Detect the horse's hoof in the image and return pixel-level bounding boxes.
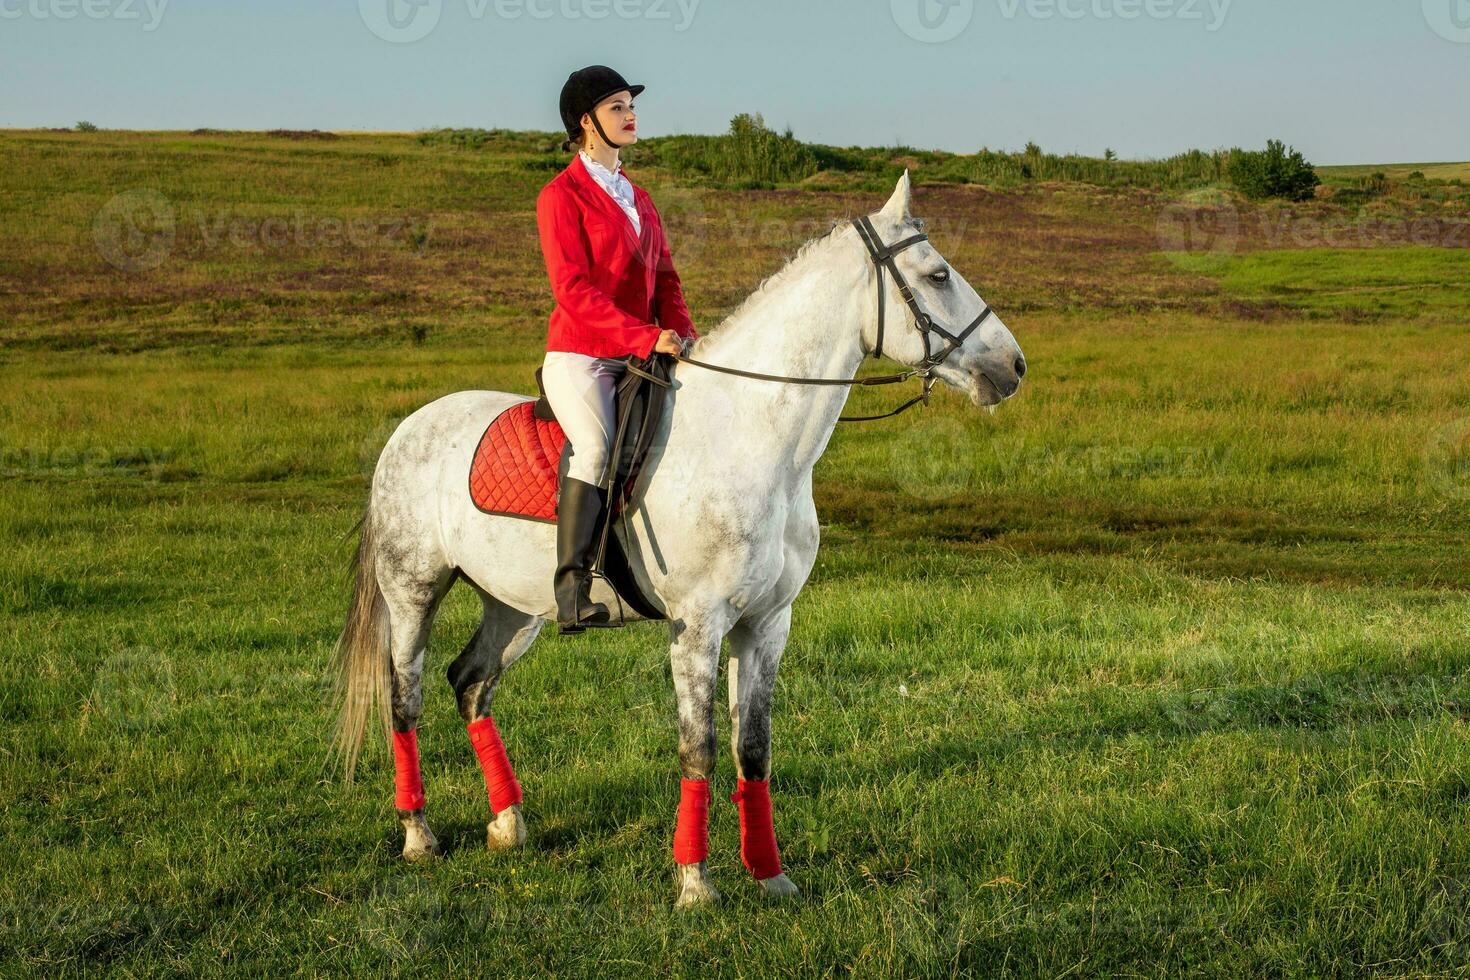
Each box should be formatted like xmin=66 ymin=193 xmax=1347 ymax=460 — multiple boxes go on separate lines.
xmin=486 ymin=803 xmax=527 ymax=850
xmin=757 ymin=873 xmax=800 ymax=900
xmin=674 ymin=862 xmax=721 ymax=908
xmin=402 ymin=838 xmax=443 ymax=862
xmin=400 ymin=815 xmax=442 ymax=862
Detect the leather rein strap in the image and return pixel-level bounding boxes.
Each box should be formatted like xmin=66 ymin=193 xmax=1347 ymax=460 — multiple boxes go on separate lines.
xmin=674 ymin=216 xmax=994 ymax=423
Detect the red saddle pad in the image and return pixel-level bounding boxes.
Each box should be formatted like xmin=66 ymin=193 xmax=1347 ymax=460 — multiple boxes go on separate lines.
xmin=469 ymin=401 xmax=566 ymax=522
xmin=469 ymin=398 xmax=644 ymax=524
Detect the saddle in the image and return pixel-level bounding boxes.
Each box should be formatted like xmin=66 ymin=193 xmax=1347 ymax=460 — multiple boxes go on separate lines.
xmin=468 ymin=353 xmax=677 ymax=621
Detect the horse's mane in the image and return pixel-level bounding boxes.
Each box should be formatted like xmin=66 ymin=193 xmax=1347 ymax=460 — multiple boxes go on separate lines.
xmin=690 ymin=210 xmax=924 ymax=349
xmin=690 ymin=217 xmax=850 ymax=347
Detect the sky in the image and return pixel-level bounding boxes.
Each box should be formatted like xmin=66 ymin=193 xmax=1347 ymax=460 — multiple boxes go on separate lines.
xmin=1 ymin=0 xmax=1467 ymax=165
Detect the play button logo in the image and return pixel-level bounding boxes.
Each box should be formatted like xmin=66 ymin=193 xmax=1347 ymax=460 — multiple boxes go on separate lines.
xmin=359 ymin=0 xmax=442 ymax=43
xmin=891 ymin=0 xmax=974 ymax=43
xmin=1424 ymin=0 xmax=1470 ymax=42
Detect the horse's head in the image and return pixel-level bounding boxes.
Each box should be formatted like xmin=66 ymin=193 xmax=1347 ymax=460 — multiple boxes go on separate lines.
xmin=855 ymin=171 xmax=1025 ymax=408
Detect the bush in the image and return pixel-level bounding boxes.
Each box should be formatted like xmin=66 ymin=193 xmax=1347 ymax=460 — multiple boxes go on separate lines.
xmin=74 ymin=121 xmax=98 ymax=132
xmin=715 ymin=113 xmax=818 ymax=185
xmin=1228 ymin=139 xmax=1320 ymax=201
xmin=938 ymin=144 xmax=1227 ymax=190
xmin=640 ymin=113 xmax=818 ymax=187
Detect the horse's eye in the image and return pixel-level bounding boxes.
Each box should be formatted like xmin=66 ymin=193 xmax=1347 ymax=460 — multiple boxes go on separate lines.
xmin=929 ymin=270 xmax=950 ymax=284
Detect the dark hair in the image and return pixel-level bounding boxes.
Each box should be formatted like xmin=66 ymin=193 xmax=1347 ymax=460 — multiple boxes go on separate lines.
xmin=560 ymin=112 xmax=590 ymax=153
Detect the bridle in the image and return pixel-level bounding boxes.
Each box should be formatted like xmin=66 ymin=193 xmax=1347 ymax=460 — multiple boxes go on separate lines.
xmin=671 ymin=216 xmax=995 ymax=422
xmin=851 ymin=215 xmax=993 ymax=377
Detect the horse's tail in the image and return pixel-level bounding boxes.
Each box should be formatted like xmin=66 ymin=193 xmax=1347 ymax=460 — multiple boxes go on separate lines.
xmin=329 ymin=499 xmax=392 ymax=781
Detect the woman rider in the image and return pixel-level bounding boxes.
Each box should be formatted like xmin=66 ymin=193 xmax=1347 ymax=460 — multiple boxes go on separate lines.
xmin=536 ymin=65 xmax=698 ymax=634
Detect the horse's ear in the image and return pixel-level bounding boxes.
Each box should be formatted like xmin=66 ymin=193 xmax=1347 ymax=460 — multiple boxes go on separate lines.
xmin=877 ymin=169 xmax=913 ymax=224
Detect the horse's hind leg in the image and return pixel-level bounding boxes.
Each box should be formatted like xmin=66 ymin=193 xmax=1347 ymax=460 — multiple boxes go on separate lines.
xmin=447 ymin=585 xmax=544 ymax=851
xmin=382 ymin=565 xmax=455 ymax=862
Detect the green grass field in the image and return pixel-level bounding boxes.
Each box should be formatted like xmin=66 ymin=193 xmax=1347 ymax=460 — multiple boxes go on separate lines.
xmin=5 ymin=130 xmax=1470 ymax=976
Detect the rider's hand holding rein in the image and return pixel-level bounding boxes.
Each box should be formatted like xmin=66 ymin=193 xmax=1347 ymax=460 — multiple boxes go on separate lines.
xmin=654 ymin=329 xmax=686 ymax=356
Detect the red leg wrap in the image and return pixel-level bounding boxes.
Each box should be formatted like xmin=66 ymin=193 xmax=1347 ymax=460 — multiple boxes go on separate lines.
xmin=672 ymin=778 xmax=711 ymax=864
xmin=467 ymin=716 xmax=522 ymax=813
xmin=731 ymin=778 xmax=783 ymax=880
xmin=391 ymin=729 xmax=426 ymax=812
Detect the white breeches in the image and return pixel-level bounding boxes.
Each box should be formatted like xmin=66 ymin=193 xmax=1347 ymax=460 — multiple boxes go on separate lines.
xmin=541 ymin=351 xmax=628 ymax=485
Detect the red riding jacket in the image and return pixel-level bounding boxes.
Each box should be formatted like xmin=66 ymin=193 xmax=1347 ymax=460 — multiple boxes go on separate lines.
xmin=536 ymin=153 xmax=698 ymax=359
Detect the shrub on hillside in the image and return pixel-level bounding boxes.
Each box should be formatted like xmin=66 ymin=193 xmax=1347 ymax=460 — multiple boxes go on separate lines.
xmin=940 ymin=144 xmax=1227 ymax=190
xmin=641 ymin=113 xmax=818 ymax=187
xmin=722 ymin=113 xmax=818 ymax=185
xmin=1228 ymin=139 xmax=1320 ymax=201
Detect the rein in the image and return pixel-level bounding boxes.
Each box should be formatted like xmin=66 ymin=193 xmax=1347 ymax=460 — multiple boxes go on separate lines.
xmin=671 ymin=215 xmax=994 ymax=424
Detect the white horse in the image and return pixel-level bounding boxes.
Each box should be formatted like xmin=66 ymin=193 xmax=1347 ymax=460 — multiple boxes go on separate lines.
xmin=332 ymin=172 xmax=1025 ymax=907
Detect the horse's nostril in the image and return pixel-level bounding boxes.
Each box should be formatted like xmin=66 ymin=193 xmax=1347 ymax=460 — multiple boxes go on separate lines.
xmin=1014 ymin=357 xmax=1027 ymax=379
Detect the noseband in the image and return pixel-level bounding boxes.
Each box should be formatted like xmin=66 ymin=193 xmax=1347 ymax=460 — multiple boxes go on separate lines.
xmin=672 ymin=216 xmax=995 ymax=422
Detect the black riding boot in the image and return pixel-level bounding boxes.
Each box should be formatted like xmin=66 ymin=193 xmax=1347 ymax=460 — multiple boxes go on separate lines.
xmin=554 ymin=476 xmax=614 ymax=633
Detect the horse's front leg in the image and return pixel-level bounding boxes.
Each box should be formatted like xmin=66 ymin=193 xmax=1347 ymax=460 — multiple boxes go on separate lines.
xmin=669 ymin=615 xmax=727 ymax=908
xmin=727 ymin=605 xmax=799 ymax=900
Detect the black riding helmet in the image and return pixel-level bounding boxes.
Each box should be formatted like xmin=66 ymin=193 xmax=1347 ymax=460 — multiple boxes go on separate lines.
xmin=559 ymin=65 xmax=644 ymax=153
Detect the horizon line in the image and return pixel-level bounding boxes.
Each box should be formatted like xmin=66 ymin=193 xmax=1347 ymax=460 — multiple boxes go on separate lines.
xmin=3 ymin=127 xmax=1463 ymax=170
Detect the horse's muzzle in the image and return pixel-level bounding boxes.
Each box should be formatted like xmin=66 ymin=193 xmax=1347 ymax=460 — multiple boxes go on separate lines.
xmin=971 ymin=349 xmax=1025 ymax=404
